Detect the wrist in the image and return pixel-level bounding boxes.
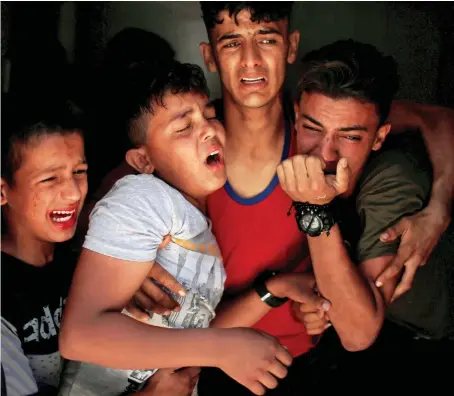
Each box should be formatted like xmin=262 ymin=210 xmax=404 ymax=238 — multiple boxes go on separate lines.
xmin=430 ymin=179 xmax=453 ymax=215
xmin=266 ymin=275 xmax=287 ymax=298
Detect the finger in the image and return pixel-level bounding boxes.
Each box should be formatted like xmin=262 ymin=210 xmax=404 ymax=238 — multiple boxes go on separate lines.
xmin=134 ymin=289 xmax=171 ymax=315
xmin=293 ymin=291 xmax=331 ymax=312
xmin=274 ymin=344 xmax=293 ymax=367
xmin=158 ymin=234 xmax=172 ymax=249
xmin=301 ymin=312 xmax=324 ymax=324
xmin=391 ymin=257 xmax=420 ymax=302
xmin=149 ymin=263 xmax=186 ymax=297
xmin=124 ymin=300 xmax=150 ymax=321
xmin=281 ymin=158 xmax=298 ymax=193
xmin=304 ymin=156 xmax=326 ymax=191
xmin=333 ymin=158 xmax=350 ymax=194
xmin=375 ymin=246 xmax=413 ymax=287
xmin=140 ymin=278 xmax=180 ymax=311
xmin=258 ymin=370 xmax=279 ymax=390
xmin=379 ymin=218 xmax=408 ymax=243
xmin=266 ymin=360 xmax=288 ymax=380
xmin=277 ymin=164 xmax=287 ymax=192
xmin=305 ymin=319 xmax=329 ymax=331
xmin=307 ymin=325 xmax=329 ymax=335
xmin=246 ymin=380 xmax=266 ymax=396
xmin=292 ymin=155 xmax=312 ymax=192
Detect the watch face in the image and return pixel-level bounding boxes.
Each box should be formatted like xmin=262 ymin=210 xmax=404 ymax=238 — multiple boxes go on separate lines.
xmin=300 ymin=213 xmax=322 ymax=232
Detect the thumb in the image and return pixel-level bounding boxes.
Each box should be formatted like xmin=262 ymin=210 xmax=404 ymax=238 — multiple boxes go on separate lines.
xmin=294 ymin=291 xmax=331 ymax=311
xmin=380 ymin=219 xmax=407 ymax=243
xmin=333 ymin=158 xmax=350 ymax=194
xmin=149 ymin=263 xmax=186 ymax=297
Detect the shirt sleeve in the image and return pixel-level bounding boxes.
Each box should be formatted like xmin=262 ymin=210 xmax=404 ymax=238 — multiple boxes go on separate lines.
xmin=83 ymin=176 xmax=178 ymax=262
xmin=1 ymin=317 xmax=39 ymax=396
xmin=356 ymin=149 xmax=432 ymax=262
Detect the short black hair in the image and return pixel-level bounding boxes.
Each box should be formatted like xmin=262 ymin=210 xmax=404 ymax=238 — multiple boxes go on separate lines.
xmin=1 ymin=102 xmax=84 ymax=185
xmin=297 ymin=39 xmax=399 ymax=125
xmin=122 ymin=60 xmax=210 ymax=148
xmin=200 ymin=1 xmax=294 ymax=30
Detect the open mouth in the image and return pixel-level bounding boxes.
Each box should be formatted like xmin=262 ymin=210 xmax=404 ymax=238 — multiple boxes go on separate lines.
xmin=240 ymin=77 xmax=266 ymax=84
xmin=50 ymin=209 xmax=76 ymax=223
xmin=205 ymin=150 xmax=222 ymax=167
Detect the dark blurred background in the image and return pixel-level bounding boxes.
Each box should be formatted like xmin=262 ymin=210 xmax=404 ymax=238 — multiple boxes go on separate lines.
xmin=1 ymin=1 xmax=453 ymax=188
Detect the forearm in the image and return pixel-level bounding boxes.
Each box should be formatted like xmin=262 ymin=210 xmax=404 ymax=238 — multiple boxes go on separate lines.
xmin=59 ymin=311 xmax=222 ymax=370
xmin=389 ymin=100 xmax=454 ymax=207
xmin=211 ymin=290 xmax=272 ymax=329
xmin=308 ymin=225 xmax=384 ymax=351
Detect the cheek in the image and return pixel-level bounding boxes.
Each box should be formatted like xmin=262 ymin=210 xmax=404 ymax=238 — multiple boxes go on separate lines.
xmin=296 ymin=132 xmax=321 ymax=155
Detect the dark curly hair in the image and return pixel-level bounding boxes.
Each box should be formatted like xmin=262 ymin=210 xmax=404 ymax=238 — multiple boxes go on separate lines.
xmin=297 ymin=39 xmax=399 ymax=125
xmin=200 ymin=1 xmax=294 ymax=30
xmin=122 ymin=60 xmax=210 ymax=147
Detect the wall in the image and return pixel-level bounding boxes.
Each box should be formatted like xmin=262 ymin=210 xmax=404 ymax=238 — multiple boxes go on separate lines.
xmin=57 ymin=1 xmax=442 ymax=104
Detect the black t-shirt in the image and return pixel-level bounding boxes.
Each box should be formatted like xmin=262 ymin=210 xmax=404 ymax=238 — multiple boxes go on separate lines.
xmin=1 ymin=245 xmax=77 ymax=392
xmin=337 ymin=133 xmax=454 ymax=340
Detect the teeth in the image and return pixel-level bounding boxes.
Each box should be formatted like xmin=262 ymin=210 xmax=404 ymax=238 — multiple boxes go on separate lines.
xmin=52 ymin=215 xmax=72 ymax=222
xmin=52 ymin=210 xmax=75 ymax=215
xmin=241 ymin=77 xmax=264 ymax=82
xmin=209 ymin=150 xmax=219 ymax=156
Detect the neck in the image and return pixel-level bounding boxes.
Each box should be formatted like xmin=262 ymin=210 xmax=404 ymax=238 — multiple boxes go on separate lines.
xmin=1 ymin=222 xmax=55 ymax=267
xmin=223 ymin=91 xmax=286 ymax=153
xmin=183 ymin=194 xmax=207 ymax=216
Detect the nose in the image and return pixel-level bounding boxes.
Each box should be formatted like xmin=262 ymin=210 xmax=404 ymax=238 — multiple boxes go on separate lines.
xmin=61 ymin=177 xmax=82 ymax=202
xmin=320 ymin=136 xmax=339 ymax=163
xmin=241 ymin=41 xmax=261 ymax=68
xmin=200 ymin=119 xmax=217 ymax=142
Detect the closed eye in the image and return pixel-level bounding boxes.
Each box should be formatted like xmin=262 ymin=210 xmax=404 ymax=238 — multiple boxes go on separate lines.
xmin=40 ymin=176 xmax=57 ymax=183
xmin=176 ymin=123 xmax=192 ymax=133
xmin=343 ymin=135 xmax=362 ymax=141
xmin=303 ymin=125 xmax=322 ymax=133
xmin=74 ymin=169 xmax=88 ymax=175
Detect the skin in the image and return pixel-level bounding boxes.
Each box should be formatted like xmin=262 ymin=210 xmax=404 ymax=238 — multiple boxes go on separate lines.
xmin=59 ymin=91 xmax=293 ymax=396
xmin=1 ymin=132 xmax=88 ymax=265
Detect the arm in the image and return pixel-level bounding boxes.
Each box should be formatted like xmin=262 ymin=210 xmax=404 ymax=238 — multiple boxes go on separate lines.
xmin=388 ymin=100 xmax=454 ymax=209
xmin=277 ymin=155 xmax=386 ymax=351
xmin=59 ymin=249 xmax=292 ymax=395
xmin=305 ymin=225 xmax=385 ymax=351
xmin=59 ymin=249 xmax=222 ymax=369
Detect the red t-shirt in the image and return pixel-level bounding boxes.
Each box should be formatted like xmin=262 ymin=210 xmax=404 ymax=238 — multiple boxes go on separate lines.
xmin=207 ymin=120 xmax=314 ymax=357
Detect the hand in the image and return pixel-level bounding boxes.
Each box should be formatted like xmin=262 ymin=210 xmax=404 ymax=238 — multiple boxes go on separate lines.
xmin=137 ymin=367 xmax=200 ymax=396
xmin=126 ymin=236 xmax=185 ymax=320
xmin=277 ymin=155 xmax=350 ymax=205
xmin=291 ymin=300 xmax=331 ymax=335
xmin=217 ymin=328 xmax=293 ymax=395
xmin=267 ymin=272 xmax=331 ymax=312
xmin=375 ymin=202 xmax=451 ymax=302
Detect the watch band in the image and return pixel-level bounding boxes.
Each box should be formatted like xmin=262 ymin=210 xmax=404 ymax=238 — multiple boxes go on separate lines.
xmin=253 ymin=271 xmax=288 ymax=308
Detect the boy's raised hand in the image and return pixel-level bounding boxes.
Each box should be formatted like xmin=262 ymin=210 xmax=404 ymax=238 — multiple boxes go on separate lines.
xmin=277 ymin=155 xmax=350 ymax=205
xmin=217 ymin=328 xmax=292 ymax=395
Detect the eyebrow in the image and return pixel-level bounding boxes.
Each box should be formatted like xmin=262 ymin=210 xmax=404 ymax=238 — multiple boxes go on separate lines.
xmin=302 ymin=114 xmax=367 ymax=132
xmin=170 ymin=109 xmax=193 ymax=123
xmin=257 ymin=28 xmax=282 ymax=37
xmin=33 ymin=159 xmax=87 ymax=177
xmin=217 ymin=33 xmax=241 ymax=43
xmin=217 ymin=27 xmax=282 ymax=43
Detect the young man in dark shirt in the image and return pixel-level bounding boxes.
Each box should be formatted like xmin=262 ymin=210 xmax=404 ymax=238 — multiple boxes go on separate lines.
xmin=279 ymin=39 xmax=453 ymax=391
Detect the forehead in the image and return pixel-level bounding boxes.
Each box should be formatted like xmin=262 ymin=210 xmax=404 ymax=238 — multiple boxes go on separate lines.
xmin=151 ymin=91 xmax=211 ymax=120
xmin=17 ymin=132 xmax=85 ymax=174
xmin=209 ymin=9 xmax=289 ymax=39
xmin=299 ymin=92 xmax=379 ymax=126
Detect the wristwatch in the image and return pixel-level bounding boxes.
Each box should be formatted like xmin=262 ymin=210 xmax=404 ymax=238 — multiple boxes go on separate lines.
xmin=293 ymin=202 xmax=336 ymax=237
xmin=253 ymin=271 xmax=288 ymax=308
